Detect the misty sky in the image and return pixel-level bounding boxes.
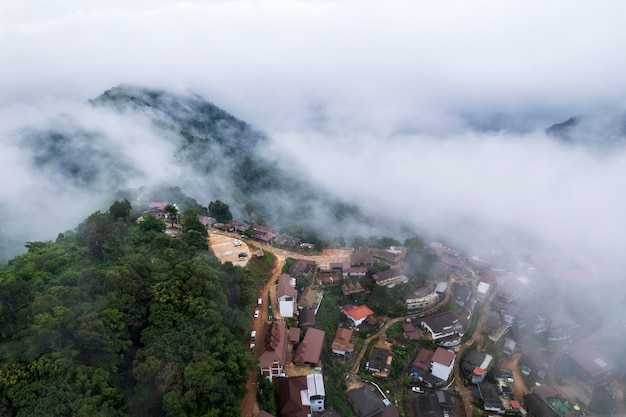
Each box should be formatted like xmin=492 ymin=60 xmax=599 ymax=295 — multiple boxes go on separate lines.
xmin=2 ymin=0 xmax=626 ymax=268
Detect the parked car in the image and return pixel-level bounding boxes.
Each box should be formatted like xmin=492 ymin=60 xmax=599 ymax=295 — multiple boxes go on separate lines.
xmin=254 ymin=310 xmax=260 ymax=318
xmin=249 ymin=343 xmax=255 ymax=353
xmin=233 ymin=239 xmax=242 ymax=246
xmin=411 ymin=386 xmax=424 ymax=393
xmin=239 ymin=251 xmax=248 ymax=259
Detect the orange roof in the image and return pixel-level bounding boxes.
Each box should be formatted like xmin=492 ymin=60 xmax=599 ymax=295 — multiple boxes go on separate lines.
xmin=344 ymin=305 xmax=374 ymax=321
xmin=473 ymin=366 xmax=486 ymax=375
xmin=510 ymin=400 xmax=521 ymax=409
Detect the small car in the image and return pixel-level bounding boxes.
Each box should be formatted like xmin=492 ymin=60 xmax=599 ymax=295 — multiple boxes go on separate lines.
xmin=233 ymin=239 xmax=242 ymax=246
xmin=254 ymin=310 xmax=260 ymax=318
xmin=249 ymin=343 xmax=255 ymax=353
xmin=411 ymin=386 xmax=424 ymax=393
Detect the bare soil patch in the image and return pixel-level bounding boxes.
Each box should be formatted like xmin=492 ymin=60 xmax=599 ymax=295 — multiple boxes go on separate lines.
xmin=208 ymin=233 xmax=251 ymax=267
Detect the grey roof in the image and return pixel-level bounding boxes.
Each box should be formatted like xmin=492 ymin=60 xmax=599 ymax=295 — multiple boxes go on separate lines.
xmin=523 ymin=393 xmax=559 ymax=417
xmin=412 ymin=394 xmax=444 ymax=417
xmin=346 ymin=386 xmax=384 ymax=417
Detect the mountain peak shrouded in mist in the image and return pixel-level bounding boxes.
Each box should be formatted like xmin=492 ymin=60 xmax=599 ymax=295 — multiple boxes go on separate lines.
xmin=89 ymin=84 xmax=264 ymax=148
xmin=0 ymin=85 xmax=397 ymax=263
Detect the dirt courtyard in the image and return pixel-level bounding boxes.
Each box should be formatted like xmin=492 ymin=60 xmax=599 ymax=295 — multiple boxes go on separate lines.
xmin=208 ymin=233 xmax=251 ymax=267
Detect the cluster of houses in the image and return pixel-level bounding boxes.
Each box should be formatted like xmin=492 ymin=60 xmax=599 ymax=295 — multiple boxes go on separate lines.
xmin=201 ymin=214 xmax=617 ymax=417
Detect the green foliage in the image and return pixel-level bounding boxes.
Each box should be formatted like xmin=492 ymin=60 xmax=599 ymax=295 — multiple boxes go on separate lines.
xmin=246 ymin=250 xmax=276 ymax=284
xmin=109 ymin=199 xmax=132 ymax=222
xmin=138 ymin=214 xmax=166 ymax=233
xmin=0 ymin=205 xmax=256 ymax=416
xmin=257 ymin=376 xmax=277 ymax=415
xmin=208 ymin=200 xmax=232 ymax=223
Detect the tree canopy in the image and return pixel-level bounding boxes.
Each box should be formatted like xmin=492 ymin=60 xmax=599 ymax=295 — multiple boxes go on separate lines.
xmin=0 ymin=200 xmax=255 ymax=417
xmin=208 ymin=200 xmax=232 ymax=224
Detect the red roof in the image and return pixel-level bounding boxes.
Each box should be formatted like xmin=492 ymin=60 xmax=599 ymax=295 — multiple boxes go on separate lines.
xmin=473 ymin=366 xmax=486 ymax=375
xmin=510 ymin=400 xmax=521 ymax=409
xmin=343 ymin=304 xmax=374 ymax=321
xmin=432 ymin=348 xmax=455 ymax=366
xmin=294 ymin=328 xmax=325 ymax=366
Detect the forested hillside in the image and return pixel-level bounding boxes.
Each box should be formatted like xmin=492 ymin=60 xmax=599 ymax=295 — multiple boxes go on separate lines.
xmin=0 ymin=201 xmax=256 ymax=417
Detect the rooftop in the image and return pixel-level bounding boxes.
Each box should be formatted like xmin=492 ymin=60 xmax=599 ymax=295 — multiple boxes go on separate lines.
xmin=432 ymin=348 xmax=455 ymax=367
xmin=294 ymin=327 xmax=325 ymax=366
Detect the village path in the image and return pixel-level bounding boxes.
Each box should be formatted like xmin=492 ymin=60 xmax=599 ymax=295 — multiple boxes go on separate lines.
xmin=349 ymin=290 xmax=452 ymax=375
xmin=452 ymin=283 xmax=500 ymax=417
xmin=207 ymin=231 xmax=286 ymax=417
xmin=500 ymin=352 xmax=530 ymax=401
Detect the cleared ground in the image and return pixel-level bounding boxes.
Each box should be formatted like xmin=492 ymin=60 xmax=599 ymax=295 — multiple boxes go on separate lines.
xmin=208 ymin=233 xmax=251 ymax=267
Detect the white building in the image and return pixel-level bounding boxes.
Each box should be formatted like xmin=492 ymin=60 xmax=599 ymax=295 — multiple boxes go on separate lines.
xmin=431 ymin=348 xmax=455 ymax=381
xmin=277 ymin=273 xmax=297 ymax=318
xmin=306 ymin=373 xmax=325 ymax=412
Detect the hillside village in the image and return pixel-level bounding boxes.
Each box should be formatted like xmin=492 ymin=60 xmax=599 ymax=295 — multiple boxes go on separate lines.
xmin=150 ymin=202 xmax=624 ymax=417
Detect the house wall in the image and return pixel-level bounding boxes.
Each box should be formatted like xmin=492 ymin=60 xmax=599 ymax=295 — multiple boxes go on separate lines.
xmin=431 ymin=359 xmax=454 ymax=381
xmin=279 ymin=300 xmax=295 ymax=318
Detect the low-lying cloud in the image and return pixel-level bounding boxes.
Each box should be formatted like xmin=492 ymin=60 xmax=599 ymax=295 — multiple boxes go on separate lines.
xmin=2 ymin=0 xmax=626 ymax=273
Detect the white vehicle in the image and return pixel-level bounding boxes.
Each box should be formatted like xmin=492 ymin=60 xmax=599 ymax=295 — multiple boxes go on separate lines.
xmin=254 ymin=309 xmax=260 ymax=318
xmin=249 ymin=343 xmax=255 ymax=353
xmin=411 ymin=386 xmax=424 ymax=393
xmin=250 ymin=330 xmax=256 ymax=341
xmin=257 ymin=298 xmax=262 ymax=306
xmin=233 ymin=239 xmax=242 ymax=246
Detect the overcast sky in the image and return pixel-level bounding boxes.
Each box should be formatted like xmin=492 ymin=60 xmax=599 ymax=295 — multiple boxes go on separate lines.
xmin=2 ymin=0 xmax=626 ymax=270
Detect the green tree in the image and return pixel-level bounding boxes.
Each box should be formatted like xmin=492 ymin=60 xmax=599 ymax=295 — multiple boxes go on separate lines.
xmin=109 ymin=199 xmax=131 ymax=222
xmin=208 ymin=200 xmax=232 ymax=223
xmin=164 ymin=204 xmax=179 ymax=226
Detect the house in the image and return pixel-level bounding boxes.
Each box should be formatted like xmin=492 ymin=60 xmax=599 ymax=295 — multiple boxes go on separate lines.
xmin=277 ymin=374 xmax=326 ymax=417
xmin=431 ymin=348 xmax=455 ymax=382
xmin=503 ymin=338 xmax=516 ymax=356
xmin=524 ymin=393 xmax=559 ymax=417
xmin=520 ymin=350 xmax=552 ymax=380
xmin=258 ymin=321 xmax=288 ymax=381
xmin=342 ymin=281 xmax=366 ymax=296
xmin=402 ymin=322 xmax=420 ymax=339
xmin=331 ymin=327 xmax=354 ymax=356
xmin=478 ymin=382 xmax=505 ymax=413
xmin=277 ymin=376 xmax=308 ymax=417
xmin=435 ymin=390 xmax=453 ymax=409
xmin=374 ymin=246 xmax=406 ymax=264
xmin=346 ymin=386 xmax=399 ymax=417
xmin=306 ymin=373 xmax=326 ymax=412
xmin=350 ymin=249 xmax=374 ymax=266
xmin=289 ymin=327 xmax=301 ymax=345
xmin=289 ymin=259 xmax=315 ymax=279
xmin=293 ymin=327 xmax=325 ymax=367
xmin=298 ymin=308 xmax=316 ymax=328
xmin=372 ymin=268 xmax=408 ymax=287
xmin=298 ymin=287 xmax=321 ymax=313
xmin=252 ymin=224 xmax=278 ymax=243
xmin=277 ymin=274 xmax=297 ymax=318
xmin=197 ymin=215 xmax=215 ymax=226
xmin=420 ymin=311 xmax=464 ymax=346
xmin=461 ymin=350 xmax=493 ymax=384
xmin=452 ymin=282 xmax=472 ymax=306
xmin=146 ymin=202 xmax=172 ymax=218
xmin=274 ymin=233 xmax=301 ymax=247
xmin=366 ymin=347 xmax=393 ymax=378
xmin=348 ymin=267 xmax=368 ymax=279
xmin=430 ymin=242 xmax=466 ymax=271
xmin=405 ymin=287 xmax=440 ymax=312
xmin=566 ymin=345 xmax=616 ymax=386
xmin=228 ymin=220 xmax=250 ymax=233
xmin=412 ymin=394 xmax=444 ymax=417
xmin=483 ymin=313 xmax=501 ymax=335
xmin=342 ymin=304 xmax=374 ymax=327
xmin=411 ymin=348 xmax=434 ymax=376
xmin=476 ymin=270 xmax=497 ymax=303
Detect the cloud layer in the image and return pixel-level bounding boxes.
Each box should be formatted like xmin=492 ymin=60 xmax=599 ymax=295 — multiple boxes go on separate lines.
xmin=2 ymin=0 xmax=626 ymax=272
